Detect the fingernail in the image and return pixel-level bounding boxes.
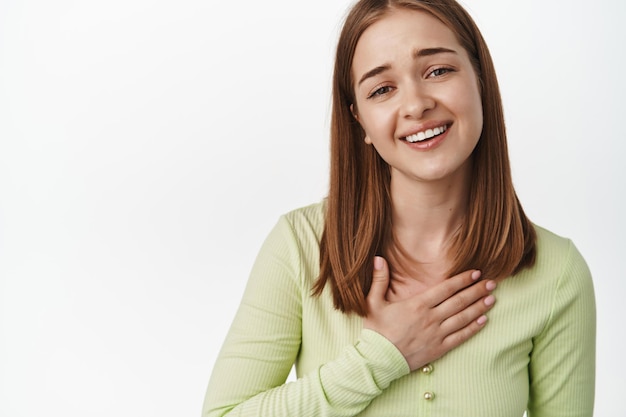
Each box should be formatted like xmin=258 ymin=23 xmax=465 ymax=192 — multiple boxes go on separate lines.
xmin=477 ymin=315 xmax=488 ymax=325
xmin=486 ymin=280 xmax=496 ymax=291
xmin=471 ymin=270 xmax=481 ymax=280
xmin=484 ymin=295 xmax=495 ymax=306
xmin=374 ymin=256 xmax=384 ymax=270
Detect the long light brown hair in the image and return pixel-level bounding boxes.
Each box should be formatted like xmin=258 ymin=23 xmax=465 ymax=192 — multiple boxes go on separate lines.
xmin=314 ymin=0 xmax=536 ymax=316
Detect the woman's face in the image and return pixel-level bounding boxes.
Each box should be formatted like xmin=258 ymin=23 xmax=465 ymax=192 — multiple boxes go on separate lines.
xmin=351 ymin=8 xmax=483 ymax=187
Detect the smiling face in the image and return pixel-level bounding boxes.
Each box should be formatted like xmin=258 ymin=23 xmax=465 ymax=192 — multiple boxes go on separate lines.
xmin=351 ymin=8 xmax=483 ymax=188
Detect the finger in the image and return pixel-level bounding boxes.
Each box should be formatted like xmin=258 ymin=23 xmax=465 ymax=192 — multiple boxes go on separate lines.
xmin=440 ymin=292 xmax=496 ymax=335
xmin=423 ymin=269 xmax=483 ymax=308
xmin=366 ymin=256 xmax=390 ymax=309
xmin=440 ymin=310 xmax=490 ymax=352
xmin=434 ymin=279 xmax=496 ymax=320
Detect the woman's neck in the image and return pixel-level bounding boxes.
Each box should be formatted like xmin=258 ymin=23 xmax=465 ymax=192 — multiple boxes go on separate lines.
xmin=385 ymin=168 xmax=470 ymax=282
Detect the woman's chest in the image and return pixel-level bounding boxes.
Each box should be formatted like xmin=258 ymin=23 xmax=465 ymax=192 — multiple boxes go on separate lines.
xmin=298 ymin=277 xmax=551 ymax=416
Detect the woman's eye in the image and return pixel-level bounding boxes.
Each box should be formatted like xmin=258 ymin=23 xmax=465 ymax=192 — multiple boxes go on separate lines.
xmin=367 ymin=86 xmax=392 ymax=99
xmin=428 ymin=67 xmax=453 ymax=78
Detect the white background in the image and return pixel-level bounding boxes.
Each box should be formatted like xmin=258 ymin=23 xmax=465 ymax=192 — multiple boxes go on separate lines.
xmin=1 ymin=0 xmax=624 ymax=416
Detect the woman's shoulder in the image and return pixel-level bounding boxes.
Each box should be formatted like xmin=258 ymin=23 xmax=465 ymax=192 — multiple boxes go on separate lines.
xmin=527 ymin=223 xmax=591 ymax=284
xmin=533 ymin=223 xmax=572 ymax=252
xmin=532 ymin=223 xmax=581 ymax=258
xmin=280 ymin=199 xmax=327 ymax=239
xmin=503 ymin=224 xmax=593 ymax=333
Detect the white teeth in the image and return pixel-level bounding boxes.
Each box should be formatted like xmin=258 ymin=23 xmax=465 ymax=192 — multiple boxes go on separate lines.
xmin=405 ymin=124 xmax=447 ymax=143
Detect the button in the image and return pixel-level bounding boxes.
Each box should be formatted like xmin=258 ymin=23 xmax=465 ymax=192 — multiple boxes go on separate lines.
xmin=424 ymin=392 xmax=435 ymax=401
xmin=421 ymin=364 xmax=433 ymax=374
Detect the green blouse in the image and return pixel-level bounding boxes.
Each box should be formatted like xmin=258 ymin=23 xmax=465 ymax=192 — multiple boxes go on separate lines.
xmin=203 ymin=201 xmax=595 ymax=417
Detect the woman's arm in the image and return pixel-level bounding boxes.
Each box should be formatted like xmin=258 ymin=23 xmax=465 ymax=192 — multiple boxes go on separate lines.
xmin=527 ymin=241 xmax=596 ymax=417
xmin=202 ymin=216 xmax=410 ymax=417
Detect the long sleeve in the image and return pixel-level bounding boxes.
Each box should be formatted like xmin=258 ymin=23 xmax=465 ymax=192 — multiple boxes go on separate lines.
xmin=527 ymin=240 xmax=596 ymax=417
xmin=202 ymin=215 xmax=410 ymax=417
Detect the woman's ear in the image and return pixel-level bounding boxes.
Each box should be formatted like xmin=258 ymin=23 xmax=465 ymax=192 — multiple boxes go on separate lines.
xmin=350 ymin=104 xmax=371 ymax=144
xmin=350 ymin=104 xmax=359 ymax=121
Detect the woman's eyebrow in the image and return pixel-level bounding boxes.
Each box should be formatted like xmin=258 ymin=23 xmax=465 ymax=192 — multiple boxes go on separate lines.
xmin=357 ymin=47 xmax=458 ymax=87
xmin=413 ymin=46 xmax=457 ymax=58
xmin=357 ymin=65 xmax=391 ymax=87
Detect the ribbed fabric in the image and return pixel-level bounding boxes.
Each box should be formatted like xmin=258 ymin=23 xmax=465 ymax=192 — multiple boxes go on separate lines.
xmin=202 ymin=201 xmax=595 ymax=417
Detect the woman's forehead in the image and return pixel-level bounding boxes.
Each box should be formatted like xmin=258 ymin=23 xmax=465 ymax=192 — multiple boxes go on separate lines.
xmin=355 ymin=10 xmax=459 ymax=58
xmin=352 ymin=9 xmax=464 ymax=74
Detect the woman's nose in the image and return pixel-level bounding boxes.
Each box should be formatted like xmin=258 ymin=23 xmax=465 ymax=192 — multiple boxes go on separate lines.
xmin=400 ymin=85 xmax=435 ymax=119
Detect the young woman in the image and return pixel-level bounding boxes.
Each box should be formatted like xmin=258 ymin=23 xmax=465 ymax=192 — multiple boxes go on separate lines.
xmin=203 ymin=0 xmax=596 ymax=416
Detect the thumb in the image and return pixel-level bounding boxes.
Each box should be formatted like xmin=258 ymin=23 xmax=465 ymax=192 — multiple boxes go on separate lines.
xmin=367 ymin=256 xmax=390 ymax=307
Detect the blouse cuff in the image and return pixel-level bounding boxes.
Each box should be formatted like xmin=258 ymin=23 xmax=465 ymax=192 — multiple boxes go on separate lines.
xmin=355 ymin=329 xmax=411 ymax=388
